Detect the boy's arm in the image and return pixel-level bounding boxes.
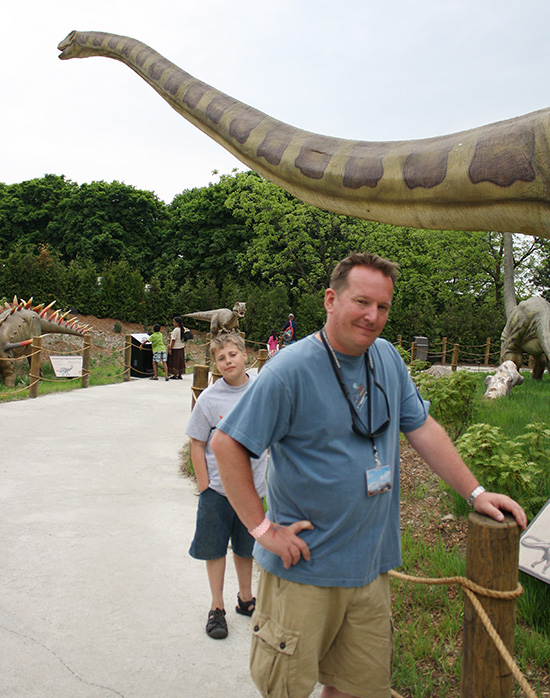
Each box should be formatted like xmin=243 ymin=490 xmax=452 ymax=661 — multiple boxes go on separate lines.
xmin=405 ymin=416 xmax=527 ymax=529
xmin=189 ymin=438 xmax=209 ymax=492
xmin=211 ymin=430 xmax=312 ymax=570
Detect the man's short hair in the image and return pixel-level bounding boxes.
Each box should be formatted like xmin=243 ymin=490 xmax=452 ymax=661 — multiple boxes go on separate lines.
xmin=210 ymin=332 xmax=246 ymax=356
xmin=330 ymin=252 xmax=399 ymax=292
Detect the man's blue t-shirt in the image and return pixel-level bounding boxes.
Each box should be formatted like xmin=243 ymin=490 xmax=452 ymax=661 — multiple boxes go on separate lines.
xmin=218 ymin=333 xmax=429 ymax=588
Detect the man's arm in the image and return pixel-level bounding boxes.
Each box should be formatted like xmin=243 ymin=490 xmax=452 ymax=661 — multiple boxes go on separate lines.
xmin=211 ymin=430 xmax=313 ymax=569
xmin=405 ymin=416 xmax=527 ymax=529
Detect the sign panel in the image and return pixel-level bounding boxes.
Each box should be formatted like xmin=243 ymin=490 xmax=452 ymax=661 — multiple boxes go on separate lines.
xmin=50 ymin=355 xmax=83 ymax=378
xmin=519 ymin=498 xmax=550 ymax=584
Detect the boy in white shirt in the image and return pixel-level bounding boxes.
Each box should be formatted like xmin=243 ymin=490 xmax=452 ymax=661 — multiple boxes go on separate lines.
xmin=186 ymin=333 xmax=267 ymax=639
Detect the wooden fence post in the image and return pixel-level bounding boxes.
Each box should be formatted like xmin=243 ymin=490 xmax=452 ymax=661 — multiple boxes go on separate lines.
xmin=442 ymin=337 xmax=447 ymax=365
xmin=205 ymin=333 xmax=212 ymax=366
xmin=484 ymin=338 xmax=491 ymax=367
xmin=451 ymin=343 xmax=460 ymax=371
xmin=29 ymin=335 xmax=41 ymax=398
xmin=191 ymin=365 xmax=209 ymax=409
xmin=410 ymin=342 xmax=417 ymax=362
xmin=397 ymin=334 xmax=402 ymax=347
xmin=81 ymin=337 xmax=91 ymax=388
xmin=257 ymin=348 xmax=268 ymax=372
xmin=124 ymin=335 xmax=132 ymax=382
xmin=461 ymin=513 xmax=521 ymax=698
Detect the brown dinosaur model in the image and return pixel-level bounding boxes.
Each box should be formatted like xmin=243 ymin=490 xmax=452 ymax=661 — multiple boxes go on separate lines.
xmin=57 ymin=31 xmax=550 ymax=239
xmin=499 ymin=233 xmax=550 ymax=379
xmin=500 ymin=297 xmax=550 ymax=379
xmin=0 ymin=298 xmax=90 ymax=388
xmin=183 ymin=303 xmax=246 ymax=336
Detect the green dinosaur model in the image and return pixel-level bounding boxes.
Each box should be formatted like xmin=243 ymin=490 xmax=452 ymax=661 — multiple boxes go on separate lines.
xmin=57 ymin=30 xmax=549 ymax=239
xmin=499 ymin=233 xmax=550 ymax=380
xmin=0 ymin=298 xmax=90 ymax=387
xmin=183 ymin=303 xmax=246 ymax=336
xmin=500 ymin=297 xmax=550 ymax=379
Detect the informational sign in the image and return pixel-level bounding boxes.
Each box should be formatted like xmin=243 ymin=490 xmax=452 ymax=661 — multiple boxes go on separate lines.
xmin=50 ymin=355 xmax=83 ymax=378
xmin=519 ymin=497 xmax=550 ymax=584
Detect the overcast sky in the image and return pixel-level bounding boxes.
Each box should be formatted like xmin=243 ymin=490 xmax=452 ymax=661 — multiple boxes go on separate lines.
xmin=3 ymin=0 xmax=550 ymax=203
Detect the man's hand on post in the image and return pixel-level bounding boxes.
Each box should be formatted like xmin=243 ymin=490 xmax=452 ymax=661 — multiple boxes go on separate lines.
xmin=473 ymin=491 xmax=527 ymax=530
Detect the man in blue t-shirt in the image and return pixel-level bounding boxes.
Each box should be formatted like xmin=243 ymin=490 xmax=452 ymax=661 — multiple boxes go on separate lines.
xmin=212 ymin=252 xmax=527 ymax=698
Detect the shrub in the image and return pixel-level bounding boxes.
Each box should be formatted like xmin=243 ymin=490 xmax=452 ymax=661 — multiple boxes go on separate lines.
xmin=454 ymin=422 xmax=549 ymax=520
xmin=414 ymin=370 xmax=477 ymax=440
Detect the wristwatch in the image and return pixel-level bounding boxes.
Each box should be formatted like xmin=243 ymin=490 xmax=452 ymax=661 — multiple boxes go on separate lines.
xmin=467 ymin=485 xmax=486 ymax=507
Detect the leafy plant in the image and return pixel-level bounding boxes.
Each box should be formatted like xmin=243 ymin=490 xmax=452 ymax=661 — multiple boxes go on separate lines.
xmin=453 ymin=422 xmax=549 ymax=520
xmin=414 ymin=370 xmax=478 ymax=440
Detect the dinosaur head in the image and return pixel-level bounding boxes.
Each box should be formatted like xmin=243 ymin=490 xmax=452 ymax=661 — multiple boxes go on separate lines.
xmin=232 ymin=302 xmax=246 ymax=318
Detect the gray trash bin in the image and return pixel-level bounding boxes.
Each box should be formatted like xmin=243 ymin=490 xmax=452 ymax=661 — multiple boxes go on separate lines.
xmin=413 ymin=336 xmax=429 ymax=362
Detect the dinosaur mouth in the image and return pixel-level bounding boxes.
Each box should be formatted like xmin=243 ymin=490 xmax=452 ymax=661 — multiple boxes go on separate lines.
xmin=57 ymin=31 xmax=77 ymax=60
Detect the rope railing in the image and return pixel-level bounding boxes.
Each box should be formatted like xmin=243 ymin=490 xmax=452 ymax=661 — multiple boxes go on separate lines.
xmin=388 ymin=568 xmax=538 ymax=698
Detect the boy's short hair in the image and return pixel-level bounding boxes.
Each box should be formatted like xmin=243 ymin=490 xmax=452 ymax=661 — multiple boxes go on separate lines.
xmin=210 ymin=332 xmax=246 ymax=357
xmin=153 ymin=323 xmax=161 ymax=332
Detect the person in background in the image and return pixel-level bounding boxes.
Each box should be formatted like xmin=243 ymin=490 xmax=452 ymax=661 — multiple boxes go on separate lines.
xmin=139 ymin=324 xmax=169 ymax=381
xmin=168 ymin=316 xmax=186 ymax=379
xmin=267 ymin=329 xmax=279 ymax=357
xmin=211 ymin=252 xmax=527 ymax=698
xmin=281 ymin=313 xmax=297 ymax=346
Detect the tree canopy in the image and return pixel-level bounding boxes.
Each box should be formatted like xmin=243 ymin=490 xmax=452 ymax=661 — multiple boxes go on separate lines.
xmin=1 ymin=170 xmax=547 ymax=346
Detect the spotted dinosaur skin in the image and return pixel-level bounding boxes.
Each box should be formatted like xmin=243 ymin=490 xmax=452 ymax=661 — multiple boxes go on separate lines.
xmin=58 ymin=31 xmax=550 ymax=239
xmin=0 ymin=298 xmax=90 ymax=388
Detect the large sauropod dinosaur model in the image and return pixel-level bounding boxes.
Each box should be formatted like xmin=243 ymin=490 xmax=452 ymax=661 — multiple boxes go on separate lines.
xmin=184 ymin=303 xmax=246 ymax=336
xmin=57 ymin=31 xmax=550 ymax=239
xmin=498 ymin=233 xmax=550 ymax=379
xmin=0 ymin=298 xmax=90 ymax=387
xmin=500 ymin=297 xmax=550 ymax=379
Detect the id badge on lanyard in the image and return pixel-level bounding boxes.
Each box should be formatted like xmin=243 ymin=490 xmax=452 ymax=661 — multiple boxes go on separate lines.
xmin=366 ymin=463 xmax=392 ymax=497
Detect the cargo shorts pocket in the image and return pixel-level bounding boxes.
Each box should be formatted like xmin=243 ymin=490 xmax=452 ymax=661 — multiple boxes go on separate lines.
xmin=250 ymin=615 xmax=300 ymax=698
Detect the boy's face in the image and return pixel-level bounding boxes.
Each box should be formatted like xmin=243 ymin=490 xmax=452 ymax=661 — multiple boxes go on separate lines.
xmin=213 ymin=342 xmax=248 ymax=385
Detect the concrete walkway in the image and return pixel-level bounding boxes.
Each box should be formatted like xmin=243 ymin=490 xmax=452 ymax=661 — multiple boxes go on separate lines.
xmin=0 ymin=376 xmax=278 ymax=698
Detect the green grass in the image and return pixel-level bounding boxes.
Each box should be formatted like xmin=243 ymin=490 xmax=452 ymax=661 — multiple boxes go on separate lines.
xmin=393 ymin=370 xmax=550 ymax=697
xmin=0 ymin=351 xmax=126 ymax=402
xmin=473 ymin=371 xmax=550 ymax=437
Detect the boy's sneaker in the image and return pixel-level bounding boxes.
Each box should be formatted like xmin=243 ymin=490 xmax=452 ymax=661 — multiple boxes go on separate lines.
xmin=206 ymin=608 xmax=228 ymax=639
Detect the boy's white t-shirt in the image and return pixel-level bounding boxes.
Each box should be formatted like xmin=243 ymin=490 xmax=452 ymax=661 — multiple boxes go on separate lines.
xmin=185 ymin=374 xmax=267 ymax=497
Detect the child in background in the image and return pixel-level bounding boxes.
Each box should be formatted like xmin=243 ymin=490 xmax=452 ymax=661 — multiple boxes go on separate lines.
xmin=267 ymin=329 xmax=279 ymax=357
xmin=139 ymin=324 xmax=169 ymax=381
xmin=186 ymin=333 xmax=267 ymax=640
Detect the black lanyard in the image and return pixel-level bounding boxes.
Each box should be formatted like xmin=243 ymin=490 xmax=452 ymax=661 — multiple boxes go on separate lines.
xmin=320 ymin=327 xmax=372 ymax=437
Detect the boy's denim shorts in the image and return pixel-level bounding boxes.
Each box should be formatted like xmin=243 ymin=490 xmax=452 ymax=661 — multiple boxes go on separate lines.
xmin=189 ymin=487 xmax=254 ymax=560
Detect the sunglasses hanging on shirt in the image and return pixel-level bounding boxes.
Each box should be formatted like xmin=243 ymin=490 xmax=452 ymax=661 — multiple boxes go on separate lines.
xmin=320 ymin=327 xmax=390 ymax=440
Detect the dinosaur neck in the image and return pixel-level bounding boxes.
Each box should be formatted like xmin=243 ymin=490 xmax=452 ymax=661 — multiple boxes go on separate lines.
xmin=58 ymin=31 xmax=550 ymax=238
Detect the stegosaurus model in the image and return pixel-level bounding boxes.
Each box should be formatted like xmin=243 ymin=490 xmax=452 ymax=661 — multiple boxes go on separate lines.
xmin=0 ymin=297 xmax=90 ymax=387
xmin=183 ymin=303 xmax=246 ymax=336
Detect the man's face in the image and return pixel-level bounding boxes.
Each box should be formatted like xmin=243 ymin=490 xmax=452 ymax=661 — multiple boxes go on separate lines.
xmin=324 ymin=265 xmax=394 ymax=355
